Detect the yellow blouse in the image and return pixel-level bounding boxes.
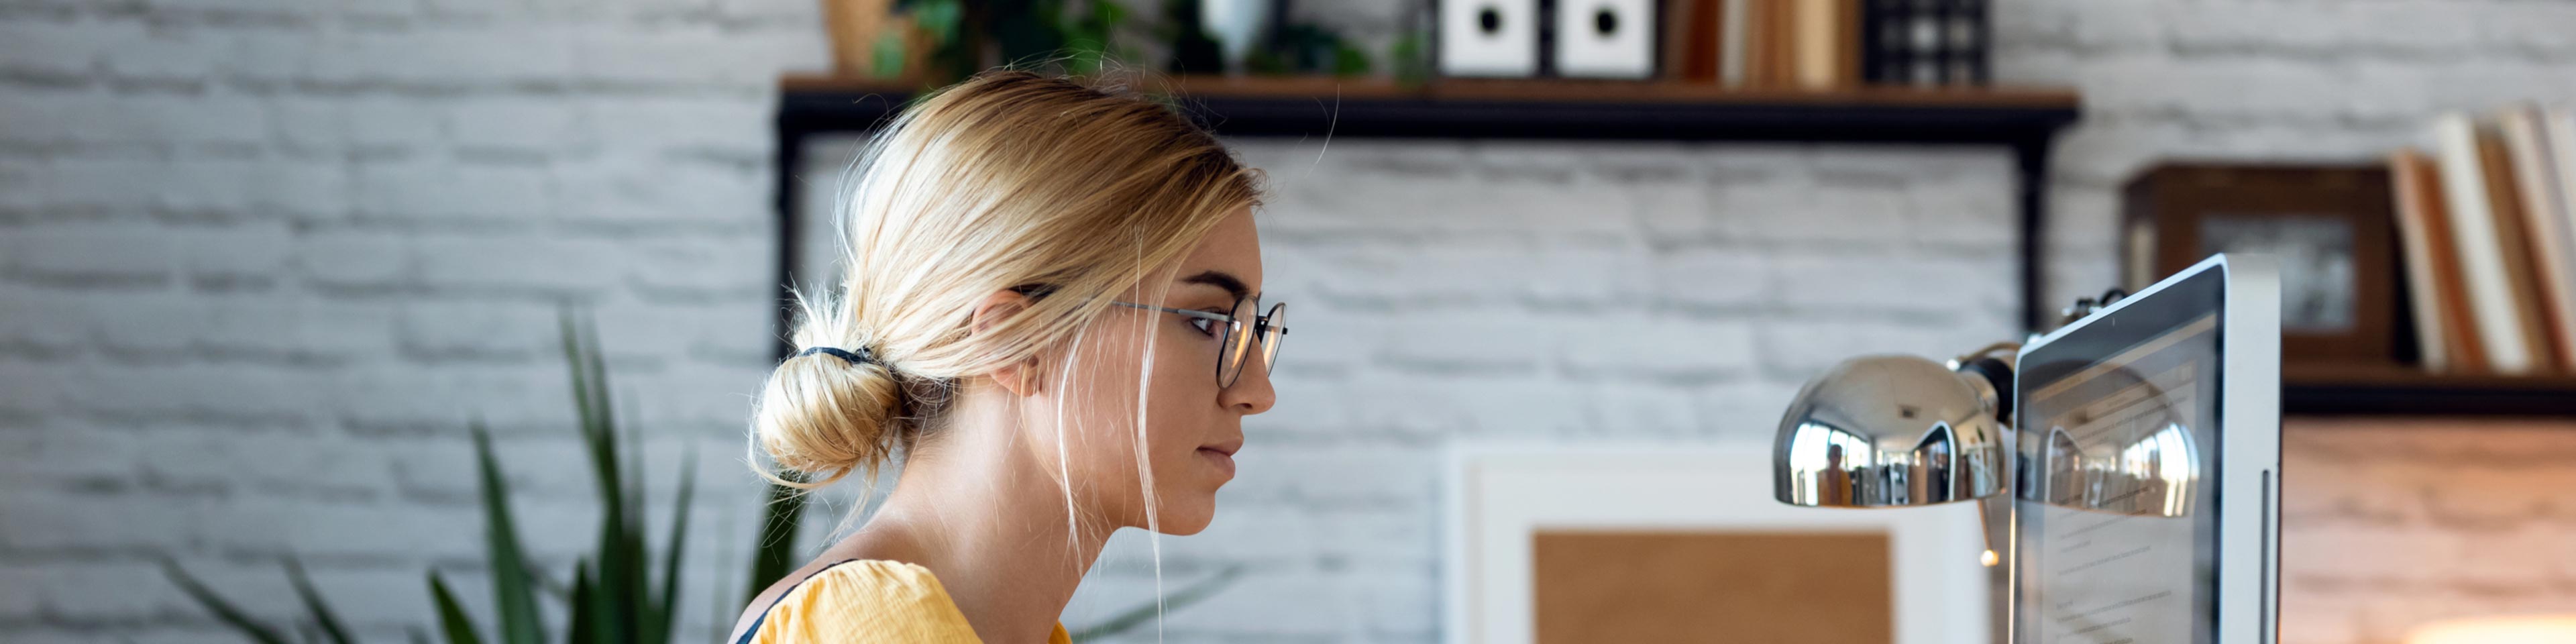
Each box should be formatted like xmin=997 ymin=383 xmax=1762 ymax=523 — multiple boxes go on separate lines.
xmin=737 ymin=559 xmax=1071 ymax=644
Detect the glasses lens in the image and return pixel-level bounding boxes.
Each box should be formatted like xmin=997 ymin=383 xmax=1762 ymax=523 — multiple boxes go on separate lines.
xmin=1216 ymin=295 xmax=1256 ymax=387
xmin=1257 ymin=303 xmax=1285 ymax=376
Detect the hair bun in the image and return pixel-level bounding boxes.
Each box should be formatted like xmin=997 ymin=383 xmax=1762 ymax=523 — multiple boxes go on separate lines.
xmin=749 ymin=343 xmax=907 ymax=489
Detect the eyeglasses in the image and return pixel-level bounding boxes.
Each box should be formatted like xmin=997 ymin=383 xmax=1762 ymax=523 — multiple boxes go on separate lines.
xmin=1110 ymin=296 xmax=1287 ymax=388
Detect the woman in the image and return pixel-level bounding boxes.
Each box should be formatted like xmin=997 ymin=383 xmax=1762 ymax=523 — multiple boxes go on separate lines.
xmin=727 ymin=70 xmax=1287 ymax=644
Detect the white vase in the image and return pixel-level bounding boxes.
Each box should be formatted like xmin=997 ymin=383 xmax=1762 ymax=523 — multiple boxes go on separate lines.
xmin=1201 ymin=0 xmax=1269 ymax=70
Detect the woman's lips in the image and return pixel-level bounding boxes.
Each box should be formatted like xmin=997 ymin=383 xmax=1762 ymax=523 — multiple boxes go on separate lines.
xmin=1197 ymin=447 xmax=1236 ymax=478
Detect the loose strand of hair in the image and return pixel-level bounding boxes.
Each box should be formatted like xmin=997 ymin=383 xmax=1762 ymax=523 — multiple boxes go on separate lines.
xmin=1130 ymin=231 xmax=1170 ymax=644
xmin=1053 ymin=322 xmax=1087 ymax=575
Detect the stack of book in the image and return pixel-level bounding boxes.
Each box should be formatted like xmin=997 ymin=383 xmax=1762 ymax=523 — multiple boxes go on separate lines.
xmin=1660 ymin=0 xmax=1986 ymax=89
xmin=2388 ymin=104 xmax=2576 ymax=375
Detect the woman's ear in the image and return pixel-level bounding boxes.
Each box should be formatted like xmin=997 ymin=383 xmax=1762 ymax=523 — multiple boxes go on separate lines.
xmin=969 ymin=289 xmax=1045 ymax=397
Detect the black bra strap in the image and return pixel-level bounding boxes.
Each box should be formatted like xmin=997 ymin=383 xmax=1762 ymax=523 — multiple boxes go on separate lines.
xmin=732 ymin=558 xmax=865 ymax=644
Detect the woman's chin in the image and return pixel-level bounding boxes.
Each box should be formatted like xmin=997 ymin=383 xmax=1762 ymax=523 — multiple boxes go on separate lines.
xmin=1150 ymin=500 xmax=1218 ymax=535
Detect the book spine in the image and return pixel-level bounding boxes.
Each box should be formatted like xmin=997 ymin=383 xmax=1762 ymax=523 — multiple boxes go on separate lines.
xmin=1765 ymin=0 xmax=1795 ymax=86
xmin=2433 ymin=113 xmax=2538 ymax=374
xmin=1719 ymin=0 xmax=1750 ymax=86
xmin=2390 ymin=150 xmax=2453 ymax=371
xmin=1660 ymin=0 xmax=1690 ymax=80
xmin=2500 ymin=104 xmax=2576 ymax=369
xmin=1794 ymin=0 xmax=1833 ymax=88
xmin=2477 ymin=124 xmax=2561 ymax=371
xmin=2542 ymin=105 xmax=2576 ymax=366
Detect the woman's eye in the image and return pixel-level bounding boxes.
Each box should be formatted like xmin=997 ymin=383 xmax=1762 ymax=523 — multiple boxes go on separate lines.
xmin=1189 ymin=317 xmax=1220 ymax=337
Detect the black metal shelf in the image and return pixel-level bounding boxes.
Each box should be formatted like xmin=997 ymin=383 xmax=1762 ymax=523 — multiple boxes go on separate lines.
xmin=2282 ymin=369 xmax=2576 ymax=417
xmin=780 ymin=76 xmax=2083 ymax=146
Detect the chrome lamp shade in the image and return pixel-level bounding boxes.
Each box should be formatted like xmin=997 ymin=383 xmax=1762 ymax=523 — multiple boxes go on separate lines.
xmin=1773 ymin=353 xmax=2012 ymax=508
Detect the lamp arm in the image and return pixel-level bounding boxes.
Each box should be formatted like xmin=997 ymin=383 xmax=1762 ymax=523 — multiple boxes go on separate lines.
xmin=1949 ymin=342 xmax=2019 ymax=427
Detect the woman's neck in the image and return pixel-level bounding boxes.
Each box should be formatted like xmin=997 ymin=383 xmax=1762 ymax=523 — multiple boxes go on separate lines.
xmin=844 ymin=398 xmax=1116 ymax=643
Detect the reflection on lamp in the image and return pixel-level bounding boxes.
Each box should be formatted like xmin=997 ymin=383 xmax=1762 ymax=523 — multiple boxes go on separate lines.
xmin=1772 ymin=350 xmax=2015 ymax=508
xmin=2406 ymin=614 xmax=2576 ymax=644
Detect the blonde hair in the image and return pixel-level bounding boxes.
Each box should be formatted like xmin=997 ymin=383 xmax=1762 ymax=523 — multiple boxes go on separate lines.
xmin=747 ymin=70 xmax=1263 ymax=495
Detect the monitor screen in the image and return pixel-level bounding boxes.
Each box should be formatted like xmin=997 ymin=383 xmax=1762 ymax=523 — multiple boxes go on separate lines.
xmin=2015 ymin=268 xmax=2226 ymax=644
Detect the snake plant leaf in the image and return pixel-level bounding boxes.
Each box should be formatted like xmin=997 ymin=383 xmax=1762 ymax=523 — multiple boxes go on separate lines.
xmin=567 ymin=560 xmax=596 ymax=644
xmin=159 ymin=557 xmax=294 ymax=644
xmin=468 ymin=423 xmax=544 ymax=644
xmin=185 ymin=311 xmax=806 ymax=644
xmin=281 ymin=556 xmax=356 ymax=644
xmin=426 ymin=571 xmax=486 ymax=644
xmin=559 ymin=308 xmax=643 ymax=644
xmin=648 ymin=447 xmax=698 ymax=644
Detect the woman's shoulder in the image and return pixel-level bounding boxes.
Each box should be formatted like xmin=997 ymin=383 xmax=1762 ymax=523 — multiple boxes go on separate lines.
xmin=736 ymin=559 xmax=982 ymax=644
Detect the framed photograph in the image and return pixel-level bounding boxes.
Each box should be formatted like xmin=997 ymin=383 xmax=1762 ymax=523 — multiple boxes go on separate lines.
xmin=1442 ymin=443 xmax=1990 ymax=644
xmin=2121 ymin=163 xmax=2399 ymax=366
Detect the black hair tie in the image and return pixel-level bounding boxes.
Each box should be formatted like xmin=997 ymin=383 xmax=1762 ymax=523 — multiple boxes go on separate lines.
xmin=795 ymin=345 xmax=875 ymax=366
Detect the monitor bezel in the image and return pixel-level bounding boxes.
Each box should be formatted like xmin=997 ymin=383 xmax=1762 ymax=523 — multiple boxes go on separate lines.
xmin=2011 ymin=254 xmax=2279 ymax=644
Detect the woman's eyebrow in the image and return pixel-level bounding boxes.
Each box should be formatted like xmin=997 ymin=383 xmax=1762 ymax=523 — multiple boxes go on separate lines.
xmin=1177 ymin=270 xmax=1254 ymax=302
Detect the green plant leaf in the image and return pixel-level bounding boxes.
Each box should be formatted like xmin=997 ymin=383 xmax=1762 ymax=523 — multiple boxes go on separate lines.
xmin=281 ymin=556 xmax=358 ymax=644
xmin=869 ymin=30 xmax=909 ymax=78
xmin=559 ymin=308 xmax=640 ymax=644
xmin=1067 ymin=564 xmax=1248 ymax=643
xmin=744 ymin=475 xmax=809 ymax=607
xmin=567 ymin=560 xmax=596 ymax=644
xmin=1332 ymin=42 xmax=1372 ymax=76
xmin=170 ymin=309 xmax=780 ymax=644
xmin=520 ymin=563 xmax=573 ymax=603
xmin=427 ymin=571 xmax=486 ymax=644
xmin=649 ymin=447 xmax=698 ymax=644
xmin=160 ymin=556 xmax=295 ymax=644
xmin=470 ymin=423 xmax=545 ymax=644
xmin=616 ymin=412 xmax=650 ymax=644
xmin=1389 ymin=31 xmax=1431 ymax=87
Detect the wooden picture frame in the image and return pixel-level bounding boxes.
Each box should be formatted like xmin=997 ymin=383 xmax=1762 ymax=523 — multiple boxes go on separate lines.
xmin=2121 ymin=163 xmax=2400 ymax=366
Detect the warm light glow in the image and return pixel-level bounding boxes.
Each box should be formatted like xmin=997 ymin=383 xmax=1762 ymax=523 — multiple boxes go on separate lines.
xmin=2406 ymin=614 xmax=2576 ymax=644
xmin=1979 ymin=549 xmax=1998 ymax=567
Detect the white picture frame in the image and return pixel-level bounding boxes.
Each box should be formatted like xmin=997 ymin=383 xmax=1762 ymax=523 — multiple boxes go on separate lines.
xmin=1443 ymin=443 xmax=1993 ymax=644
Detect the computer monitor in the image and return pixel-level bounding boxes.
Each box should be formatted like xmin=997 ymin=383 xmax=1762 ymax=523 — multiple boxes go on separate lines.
xmin=2012 ymin=254 xmax=2281 ymax=644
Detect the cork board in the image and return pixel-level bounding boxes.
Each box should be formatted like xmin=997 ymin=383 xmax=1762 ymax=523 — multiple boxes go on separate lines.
xmin=1532 ymin=530 xmax=1893 ymax=644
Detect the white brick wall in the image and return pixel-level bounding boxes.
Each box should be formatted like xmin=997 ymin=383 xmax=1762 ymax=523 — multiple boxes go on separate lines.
xmin=0 ymin=0 xmax=822 ymax=643
xmin=1 ymin=1 xmax=2572 ymax=643
xmin=2277 ymin=419 xmax=2576 ymax=644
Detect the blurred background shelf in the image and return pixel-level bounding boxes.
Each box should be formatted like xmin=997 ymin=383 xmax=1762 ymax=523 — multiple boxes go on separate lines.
xmin=2284 ymin=365 xmax=2576 ymax=417
xmin=775 ymin=74 xmax=2084 ymax=337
